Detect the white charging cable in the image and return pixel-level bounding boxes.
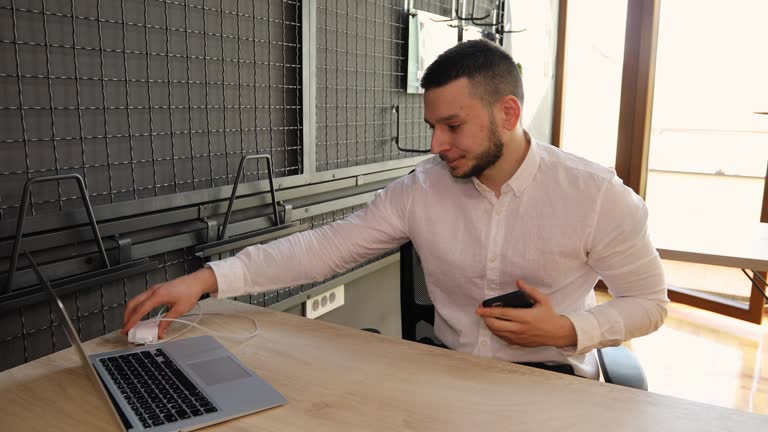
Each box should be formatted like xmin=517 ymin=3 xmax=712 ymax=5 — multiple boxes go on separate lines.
xmin=146 ymin=303 xmax=202 ymax=343
xmin=136 ymin=304 xmax=260 ymax=345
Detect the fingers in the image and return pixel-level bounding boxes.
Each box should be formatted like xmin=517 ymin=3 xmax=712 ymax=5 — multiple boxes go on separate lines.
xmin=516 ymin=279 xmax=549 ymax=306
xmin=475 ymin=305 xmax=528 ymax=323
xmin=122 ymin=286 xmax=156 ymax=329
xmin=157 ymin=306 xmax=187 ymax=339
xmin=480 ymin=317 xmax=537 ymax=347
xmin=481 ymin=316 xmax=524 ymax=334
xmin=121 ymin=288 xmax=166 ymax=335
xmin=497 ymin=334 xmax=537 ymax=347
xmin=122 ymin=272 xmax=207 ymax=336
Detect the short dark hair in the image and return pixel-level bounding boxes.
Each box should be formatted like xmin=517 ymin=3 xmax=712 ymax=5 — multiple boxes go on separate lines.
xmin=420 ymin=39 xmax=524 ymax=107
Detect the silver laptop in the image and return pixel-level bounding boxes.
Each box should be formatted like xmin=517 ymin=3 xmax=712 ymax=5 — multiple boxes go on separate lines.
xmin=24 ymin=250 xmax=287 ymax=432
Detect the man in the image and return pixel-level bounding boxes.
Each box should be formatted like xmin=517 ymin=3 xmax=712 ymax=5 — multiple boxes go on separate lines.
xmin=123 ymin=40 xmax=667 ymax=379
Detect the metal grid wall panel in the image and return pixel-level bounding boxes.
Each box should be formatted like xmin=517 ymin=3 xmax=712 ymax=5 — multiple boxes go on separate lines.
xmin=0 ymin=202 xmax=392 ymax=372
xmin=0 ymin=0 xmax=302 ymax=220
xmin=315 ymin=0 xmax=433 ymax=171
xmin=0 ymin=247 xmax=202 ymax=370
xmin=231 ymin=203 xmax=377 ymax=307
xmin=412 ymin=0 xmax=452 ymax=16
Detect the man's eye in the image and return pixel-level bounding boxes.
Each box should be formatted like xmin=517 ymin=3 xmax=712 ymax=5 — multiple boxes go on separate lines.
xmin=448 ymin=124 xmax=461 ymax=130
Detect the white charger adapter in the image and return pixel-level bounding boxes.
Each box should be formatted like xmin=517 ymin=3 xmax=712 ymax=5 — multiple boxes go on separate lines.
xmin=125 ymin=306 xmax=261 ymax=346
xmin=127 ymin=320 xmax=160 ymax=345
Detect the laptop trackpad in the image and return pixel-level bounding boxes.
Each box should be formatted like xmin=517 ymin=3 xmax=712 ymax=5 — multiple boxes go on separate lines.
xmin=188 ymin=356 xmax=251 ymax=386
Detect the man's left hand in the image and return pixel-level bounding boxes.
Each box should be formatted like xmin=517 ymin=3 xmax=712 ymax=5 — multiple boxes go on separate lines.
xmin=475 ymin=280 xmax=577 ymax=348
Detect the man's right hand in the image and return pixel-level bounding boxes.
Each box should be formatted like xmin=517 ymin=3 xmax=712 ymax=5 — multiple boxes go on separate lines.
xmin=121 ymin=267 xmax=219 ymax=339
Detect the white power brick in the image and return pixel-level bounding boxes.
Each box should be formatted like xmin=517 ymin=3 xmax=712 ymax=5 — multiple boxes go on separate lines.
xmin=304 ymin=285 xmax=345 ymax=319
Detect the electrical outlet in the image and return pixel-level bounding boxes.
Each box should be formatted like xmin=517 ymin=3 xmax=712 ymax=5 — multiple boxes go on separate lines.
xmin=304 ymin=285 xmax=345 ymax=319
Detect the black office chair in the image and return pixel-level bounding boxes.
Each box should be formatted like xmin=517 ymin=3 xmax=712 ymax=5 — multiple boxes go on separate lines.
xmin=400 ymin=242 xmax=648 ymax=390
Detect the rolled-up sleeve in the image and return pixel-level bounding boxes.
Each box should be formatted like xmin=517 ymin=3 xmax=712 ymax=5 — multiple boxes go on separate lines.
xmin=564 ymin=176 xmax=668 ymax=354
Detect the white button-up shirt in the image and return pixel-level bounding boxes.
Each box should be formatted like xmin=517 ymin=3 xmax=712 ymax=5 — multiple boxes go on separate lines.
xmin=210 ymin=137 xmax=668 ymax=378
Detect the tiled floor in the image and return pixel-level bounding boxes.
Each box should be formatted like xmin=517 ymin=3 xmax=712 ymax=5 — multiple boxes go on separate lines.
xmin=600 ymin=291 xmax=768 ymax=414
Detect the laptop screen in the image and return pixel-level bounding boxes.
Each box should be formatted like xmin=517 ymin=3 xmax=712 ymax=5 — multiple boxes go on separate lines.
xmin=24 ymin=250 xmax=127 ymax=432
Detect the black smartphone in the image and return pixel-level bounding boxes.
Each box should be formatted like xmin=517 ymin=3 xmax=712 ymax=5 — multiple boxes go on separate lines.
xmin=482 ymin=290 xmax=535 ymax=308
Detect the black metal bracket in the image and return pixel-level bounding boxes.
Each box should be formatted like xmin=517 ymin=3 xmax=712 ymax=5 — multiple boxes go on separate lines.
xmin=193 ymin=222 xmax=308 ymax=259
xmin=0 ymin=257 xmax=160 ymax=313
xmin=0 ymin=174 xmax=158 ymax=311
xmin=112 ymin=235 xmax=132 ymax=265
xmin=201 ymin=218 xmax=219 ymax=244
xmin=193 ymin=154 xmax=301 ymax=260
xmin=455 ymin=1 xmax=492 ymax=23
xmin=220 ymin=154 xmax=281 ymax=241
xmin=424 ymin=0 xmax=526 ymax=41
xmin=391 ymin=105 xmax=430 ymax=154
xmin=3 ymin=174 xmax=110 ymax=295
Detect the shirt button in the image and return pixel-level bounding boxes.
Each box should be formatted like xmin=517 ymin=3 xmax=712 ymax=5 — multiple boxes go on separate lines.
xmin=489 ymin=256 xmax=497 ymax=263
xmin=495 ymin=208 xmax=502 ymax=216
xmin=479 ymin=339 xmax=489 ymax=347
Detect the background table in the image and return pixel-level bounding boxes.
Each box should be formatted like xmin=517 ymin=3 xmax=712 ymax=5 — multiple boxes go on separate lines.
xmin=655 ymin=222 xmax=768 ymax=272
xmin=653 ymin=222 xmax=768 ymax=323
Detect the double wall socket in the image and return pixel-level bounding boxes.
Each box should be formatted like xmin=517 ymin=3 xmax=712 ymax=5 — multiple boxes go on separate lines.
xmin=304 ymin=285 xmax=345 ymax=319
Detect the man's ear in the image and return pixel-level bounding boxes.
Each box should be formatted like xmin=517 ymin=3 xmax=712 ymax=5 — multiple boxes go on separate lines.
xmin=499 ymin=95 xmax=522 ymax=131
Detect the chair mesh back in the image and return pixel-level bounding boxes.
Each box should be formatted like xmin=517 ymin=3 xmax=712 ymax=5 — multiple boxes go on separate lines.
xmin=401 ymin=242 xmax=444 ymax=347
xmin=411 ymin=250 xmax=432 ymax=306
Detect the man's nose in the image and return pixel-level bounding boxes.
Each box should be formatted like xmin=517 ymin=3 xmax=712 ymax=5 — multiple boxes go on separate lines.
xmin=430 ymin=129 xmax=450 ymax=154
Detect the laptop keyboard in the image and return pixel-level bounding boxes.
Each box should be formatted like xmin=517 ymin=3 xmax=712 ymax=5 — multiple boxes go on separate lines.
xmin=99 ymin=349 xmax=218 ymax=429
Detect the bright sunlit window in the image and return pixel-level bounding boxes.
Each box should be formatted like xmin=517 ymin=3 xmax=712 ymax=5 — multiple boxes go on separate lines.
xmin=560 ymin=0 xmax=768 ymax=301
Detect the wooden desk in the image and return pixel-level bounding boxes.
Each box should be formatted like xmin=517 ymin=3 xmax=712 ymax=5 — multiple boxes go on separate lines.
xmin=1 ymin=299 xmax=766 ymax=431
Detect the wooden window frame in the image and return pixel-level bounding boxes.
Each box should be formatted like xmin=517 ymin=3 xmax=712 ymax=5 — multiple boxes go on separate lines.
xmin=553 ymin=0 xmax=766 ymax=323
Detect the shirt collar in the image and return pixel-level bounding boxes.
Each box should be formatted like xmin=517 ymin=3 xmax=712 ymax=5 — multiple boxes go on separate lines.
xmin=508 ymin=130 xmax=540 ymax=196
xmin=472 ymin=130 xmax=540 ymax=197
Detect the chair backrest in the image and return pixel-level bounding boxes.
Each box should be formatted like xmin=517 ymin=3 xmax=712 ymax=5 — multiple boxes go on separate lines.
xmin=399 ymin=244 xmax=648 ymax=388
xmin=400 ymin=242 xmax=445 ymax=346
